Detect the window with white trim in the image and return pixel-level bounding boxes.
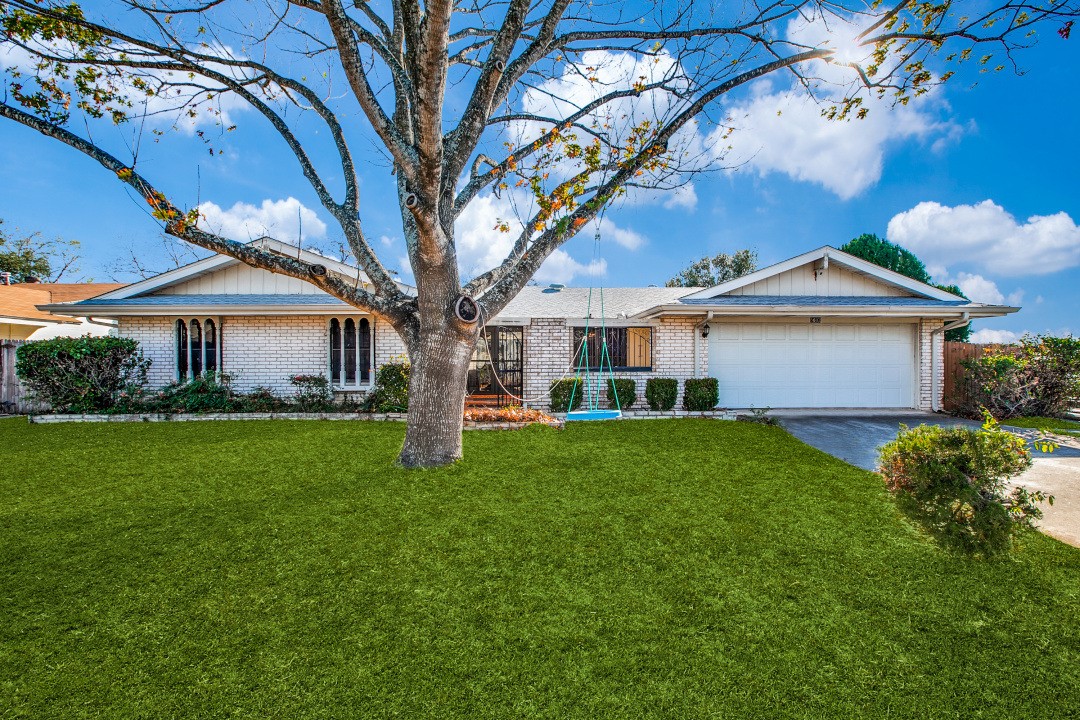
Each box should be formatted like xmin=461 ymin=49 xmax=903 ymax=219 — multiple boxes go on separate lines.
xmin=176 ymin=317 xmax=222 ymax=380
xmin=329 ymin=317 xmax=373 ymax=388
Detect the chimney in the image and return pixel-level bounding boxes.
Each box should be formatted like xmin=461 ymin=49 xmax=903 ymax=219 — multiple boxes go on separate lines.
xmin=0 ymin=272 xmax=10 ymax=285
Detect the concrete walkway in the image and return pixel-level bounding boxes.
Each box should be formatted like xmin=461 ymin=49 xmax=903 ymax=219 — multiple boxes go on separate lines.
xmin=773 ymin=410 xmax=1080 ymax=548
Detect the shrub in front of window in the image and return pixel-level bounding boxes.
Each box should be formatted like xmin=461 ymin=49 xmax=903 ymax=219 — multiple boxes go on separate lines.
xmin=15 ymin=336 xmax=150 ymax=413
xmin=878 ymin=415 xmax=1047 ymax=558
xmin=240 ymin=386 xmax=289 ymax=413
xmin=145 ymin=373 xmax=237 ymax=413
xmin=683 ymin=378 xmax=719 ymax=411
xmin=290 ymin=374 xmax=334 ymax=412
xmin=644 ymin=378 xmax=677 ymax=411
xmin=549 ymin=378 xmax=583 ymax=413
xmin=606 ymin=378 xmax=636 ymax=410
xmin=368 ymin=360 xmax=410 ymax=412
xmin=643 ymin=377 xmax=678 ymax=410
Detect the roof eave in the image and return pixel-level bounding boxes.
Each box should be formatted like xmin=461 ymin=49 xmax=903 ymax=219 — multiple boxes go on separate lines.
xmin=633 ymin=303 xmax=1019 ymax=320
xmin=38 ymin=302 xmax=364 ymax=317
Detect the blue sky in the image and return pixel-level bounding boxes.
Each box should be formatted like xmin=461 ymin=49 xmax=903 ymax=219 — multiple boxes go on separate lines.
xmin=0 ymin=14 xmax=1076 ymax=343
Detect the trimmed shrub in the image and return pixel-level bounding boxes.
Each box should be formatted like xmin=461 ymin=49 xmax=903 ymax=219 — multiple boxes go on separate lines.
xmin=368 ymin=361 xmax=410 ymax=412
xmin=606 ymin=378 xmax=636 ymax=410
xmin=683 ymin=377 xmax=719 ymax=411
xmin=290 ymin=374 xmax=334 ymax=412
xmin=878 ymin=415 xmax=1047 ymax=558
xmin=644 ymin=378 xmax=677 ymax=411
xmin=549 ymin=378 xmax=583 ymax=413
xmin=142 ymin=374 xmax=237 ymax=413
xmin=240 ymin=386 xmax=289 ymax=413
xmin=15 ymin=335 xmax=150 ymax=413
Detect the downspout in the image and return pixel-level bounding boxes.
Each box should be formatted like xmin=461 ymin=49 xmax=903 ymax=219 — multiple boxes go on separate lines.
xmin=85 ymin=317 xmax=118 ymax=328
xmin=693 ymin=311 xmax=714 ymax=378
xmin=930 ymin=312 xmax=969 ymax=412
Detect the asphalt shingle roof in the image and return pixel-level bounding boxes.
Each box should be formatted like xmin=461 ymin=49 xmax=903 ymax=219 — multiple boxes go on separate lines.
xmin=496 ymin=286 xmax=699 ymax=319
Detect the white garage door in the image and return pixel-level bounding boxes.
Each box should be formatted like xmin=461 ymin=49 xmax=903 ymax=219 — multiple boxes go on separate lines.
xmin=708 ymin=322 xmax=915 ymax=408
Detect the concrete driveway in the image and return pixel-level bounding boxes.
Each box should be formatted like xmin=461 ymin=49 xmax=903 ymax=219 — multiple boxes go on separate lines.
xmin=773 ymin=410 xmax=1080 ymax=548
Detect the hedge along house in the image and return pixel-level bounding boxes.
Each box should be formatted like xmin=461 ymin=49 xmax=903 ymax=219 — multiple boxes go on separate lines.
xmin=41 ymin=240 xmax=1017 ymax=411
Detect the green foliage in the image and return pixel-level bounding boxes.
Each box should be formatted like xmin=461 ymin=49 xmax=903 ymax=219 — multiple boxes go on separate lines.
xmin=15 ymin=335 xmax=149 ymax=412
xmin=368 ymin=361 xmax=410 ymax=412
xmin=140 ymin=374 xmax=237 ymax=414
xmin=644 ymin=377 xmax=678 ymax=411
xmin=290 ymin=374 xmax=334 ymax=412
xmin=878 ymin=415 xmax=1046 ymax=558
xmin=0 ymin=219 xmax=81 ymax=282
xmin=666 ymin=249 xmax=757 ymax=287
xmin=606 ymin=378 xmax=636 ymax=410
xmin=840 ymin=234 xmax=932 ymax=284
xmin=683 ymin=378 xmax=719 ymax=411
xmin=240 ymin=386 xmax=290 ymax=413
xmin=549 ymin=377 xmax=583 ymax=413
xmin=953 ymin=334 xmax=1080 ymax=419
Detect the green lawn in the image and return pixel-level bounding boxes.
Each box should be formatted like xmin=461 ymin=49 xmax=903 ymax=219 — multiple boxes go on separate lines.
xmin=1003 ymin=416 xmax=1080 ymax=434
xmin=2 ymin=417 xmax=1078 ymax=718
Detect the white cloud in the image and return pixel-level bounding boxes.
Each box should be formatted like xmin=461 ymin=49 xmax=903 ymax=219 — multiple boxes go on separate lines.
xmin=533 ymin=252 xmax=606 ymax=285
xmin=953 ymin=272 xmax=1004 ymax=304
xmin=198 ymin=197 xmax=327 ymax=244
xmin=453 ymin=191 xmax=637 ymax=284
xmin=718 ymin=80 xmax=960 ymax=199
xmin=663 ymin=184 xmax=698 ymax=210
xmin=887 ymin=200 xmax=1080 ymax=276
xmin=970 ymin=328 xmax=1021 ymax=344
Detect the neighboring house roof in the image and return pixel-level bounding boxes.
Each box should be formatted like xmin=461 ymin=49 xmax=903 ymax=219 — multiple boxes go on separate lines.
xmin=1 ymin=282 xmax=124 ymax=327
xmin=678 ymin=296 xmax=972 ymax=306
xmin=494 ymin=286 xmax=699 ymax=321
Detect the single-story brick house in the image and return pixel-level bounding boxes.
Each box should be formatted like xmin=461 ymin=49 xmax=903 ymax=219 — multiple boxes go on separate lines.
xmin=41 ymin=239 xmax=1016 ymax=411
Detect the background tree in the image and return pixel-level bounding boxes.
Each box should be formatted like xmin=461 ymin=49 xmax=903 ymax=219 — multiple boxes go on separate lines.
xmin=666 ymin=249 xmax=758 ymax=287
xmin=1 ymin=0 xmax=1074 ymax=466
xmin=841 ymin=233 xmax=971 ymax=341
xmin=0 ymin=218 xmax=82 ymax=282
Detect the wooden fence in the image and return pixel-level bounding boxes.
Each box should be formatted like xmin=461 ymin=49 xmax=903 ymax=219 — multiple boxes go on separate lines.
xmin=0 ymin=340 xmax=36 ymax=414
xmin=942 ymin=341 xmax=979 ymax=412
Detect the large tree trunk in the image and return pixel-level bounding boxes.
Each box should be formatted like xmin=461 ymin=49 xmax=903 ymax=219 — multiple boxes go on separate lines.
xmin=398 ymin=305 xmax=477 ymax=468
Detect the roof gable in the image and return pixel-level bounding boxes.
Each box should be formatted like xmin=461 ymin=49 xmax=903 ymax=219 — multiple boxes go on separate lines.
xmin=91 ymin=237 xmax=386 ymax=301
xmin=681 ymin=246 xmax=964 ymax=302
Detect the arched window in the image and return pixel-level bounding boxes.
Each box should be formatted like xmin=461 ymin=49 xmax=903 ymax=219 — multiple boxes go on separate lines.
xmin=189 ymin=319 xmax=203 ymax=378
xmin=175 ymin=319 xmax=188 ymax=380
xmin=328 ymin=316 xmax=373 ymax=388
xmin=176 ymin=318 xmax=223 ymax=381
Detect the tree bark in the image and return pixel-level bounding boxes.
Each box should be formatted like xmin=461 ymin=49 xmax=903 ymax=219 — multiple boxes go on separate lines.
xmin=398 ymin=316 xmax=476 ymax=467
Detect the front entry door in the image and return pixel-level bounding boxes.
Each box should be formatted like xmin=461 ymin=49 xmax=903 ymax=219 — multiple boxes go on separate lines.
xmin=467 ymin=326 xmax=524 ymax=405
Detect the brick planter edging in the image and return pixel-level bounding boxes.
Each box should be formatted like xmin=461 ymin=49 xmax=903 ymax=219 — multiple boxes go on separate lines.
xmin=552 ymin=409 xmax=737 ymax=420
xmin=28 ymin=412 xmax=564 ymax=431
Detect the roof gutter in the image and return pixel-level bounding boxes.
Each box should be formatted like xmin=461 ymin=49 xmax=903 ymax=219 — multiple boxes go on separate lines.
xmin=930 ymin=312 xmax=970 ymax=413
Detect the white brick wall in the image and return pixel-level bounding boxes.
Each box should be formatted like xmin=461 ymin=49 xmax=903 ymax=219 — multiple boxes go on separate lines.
xmin=120 ymin=312 xmax=944 ymax=410
xmin=520 ymin=316 xmax=705 ymax=410
xmin=118 ymin=315 xmax=409 ymax=394
xmin=918 ymin=318 xmax=945 ymax=411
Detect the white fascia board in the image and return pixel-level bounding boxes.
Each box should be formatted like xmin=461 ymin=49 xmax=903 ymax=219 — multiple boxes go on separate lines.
xmin=36 ymin=303 xmax=371 ymax=317
xmin=681 ymin=245 xmax=964 ymax=302
xmin=0 ymin=316 xmax=57 ymax=327
xmin=633 ymin=303 xmax=1018 ymax=320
